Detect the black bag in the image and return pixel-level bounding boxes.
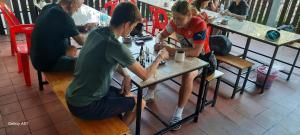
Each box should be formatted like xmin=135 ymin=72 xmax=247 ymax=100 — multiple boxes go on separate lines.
xmin=182 ymin=37 xmax=217 ymax=75
xmin=199 ymin=51 xmax=217 ymax=76
xmin=130 ymin=23 xmax=144 ymax=36
xmin=209 ymin=35 xmax=232 ymax=55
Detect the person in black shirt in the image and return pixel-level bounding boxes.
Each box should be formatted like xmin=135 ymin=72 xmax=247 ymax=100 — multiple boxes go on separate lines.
xmin=30 ymin=0 xmax=85 ymax=72
xmin=221 ymin=0 xmax=249 ymax=20
xmin=208 ymin=0 xmax=220 ymax=12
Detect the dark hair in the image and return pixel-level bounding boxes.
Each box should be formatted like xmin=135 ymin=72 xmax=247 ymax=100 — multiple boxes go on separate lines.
xmin=192 ymin=0 xmax=210 ymax=11
xmin=171 ymin=0 xmax=192 ymax=15
xmin=110 ymin=2 xmax=142 ymax=27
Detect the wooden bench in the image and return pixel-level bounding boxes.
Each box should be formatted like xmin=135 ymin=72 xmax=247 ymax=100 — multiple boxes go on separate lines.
xmin=216 ymin=54 xmax=253 ymax=99
xmin=44 ymin=72 xmax=131 ymax=135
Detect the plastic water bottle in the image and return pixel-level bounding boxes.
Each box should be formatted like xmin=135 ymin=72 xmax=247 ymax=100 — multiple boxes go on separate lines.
xmin=220 ymin=4 xmax=224 ymax=12
xmin=99 ymin=14 xmax=110 ymax=26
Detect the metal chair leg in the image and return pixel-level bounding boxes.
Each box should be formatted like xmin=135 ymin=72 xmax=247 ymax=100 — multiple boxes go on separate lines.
xmin=200 ymin=81 xmax=209 ymax=112
xmin=231 ymin=69 xmax=242 ymax=99
xmin=212 ymin=77 xmax=221 ymax=107
xmin=37 ymin=70 xmax=43 ymax=91
xmin=241 ymin=67 xmax=251 ymax=94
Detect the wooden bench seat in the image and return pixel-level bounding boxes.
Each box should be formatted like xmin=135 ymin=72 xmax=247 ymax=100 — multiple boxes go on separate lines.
xmin=289 ymin=42 xmax=300 ymax=49
xmin=44 ymin=72 xmax=131 ymax=135
xmin=205 ymin=70 xmax=224 ymax=82
xmin=216 ymin=54 xmax=253 ymax=69
xmin=215 ymin=54 xmax=253 ymax=99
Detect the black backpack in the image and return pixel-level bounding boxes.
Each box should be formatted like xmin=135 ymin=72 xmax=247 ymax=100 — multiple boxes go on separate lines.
xmin=209 ymin=35 xmax=232 ymax=55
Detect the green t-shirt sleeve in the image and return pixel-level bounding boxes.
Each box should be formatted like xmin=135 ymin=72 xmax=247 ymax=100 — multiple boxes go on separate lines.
xmin=108 ymin=41 xmax=135 ymax=67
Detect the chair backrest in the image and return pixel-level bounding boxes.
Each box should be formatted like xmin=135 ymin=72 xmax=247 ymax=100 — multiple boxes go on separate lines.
xmin=0 ymin=2 xmax=21 ymax=27
xmin=149 ymin=6 xmax=168 ymax=28
xmin=104 ymin=0 xmax=119 ymax=16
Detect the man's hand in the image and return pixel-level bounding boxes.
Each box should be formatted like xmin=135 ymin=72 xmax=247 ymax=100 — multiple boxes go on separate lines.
xmin=154 ymin=43 xmax=165 ymax=51
xmin=84 ymin=23 xmax=98 ymax=31
xmin=157 ymin=48 xmax=169 ymax=60
xmin=121 ymin=76 xmax=132 ymax=96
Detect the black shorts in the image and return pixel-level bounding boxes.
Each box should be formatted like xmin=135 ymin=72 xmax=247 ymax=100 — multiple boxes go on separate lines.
xmin=50 ymin=56 xmax=77 ymax=72
xmin=67 ymin=86 xmax=135 ymax=120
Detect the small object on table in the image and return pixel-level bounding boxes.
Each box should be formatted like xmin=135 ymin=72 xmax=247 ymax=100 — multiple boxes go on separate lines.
xmin=135 ymin=35 xmax=153 ymax=41
xmin=221 ymin=19 xmax=228 ymax=25
xmin=174 ymin=50 xmax=185 ymax=63
xmin=163 ymin=2 xmax=169 ymax=7
xmin=265 ymin=30 xmax=280 ymax=42
xmin=135 ymin=40 xmax=145 ymax=45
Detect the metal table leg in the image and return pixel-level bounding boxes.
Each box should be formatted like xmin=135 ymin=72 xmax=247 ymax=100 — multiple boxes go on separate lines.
xmin=135 ymin=86 xmax=143 ymax=135
xmin=194 ymin=67 xmax=208 ymax=122
xmin=261 ymin=46 xmax=279 ymax=93
xmin=242 ymin=38 xmax=251 ymax=59
xmin=287 ymin=48 xmax=300 ymax=81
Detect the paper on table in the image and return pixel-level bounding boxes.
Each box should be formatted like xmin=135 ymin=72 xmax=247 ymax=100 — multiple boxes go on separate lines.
xmin=72 ymin=4 xmax=101 ymax=25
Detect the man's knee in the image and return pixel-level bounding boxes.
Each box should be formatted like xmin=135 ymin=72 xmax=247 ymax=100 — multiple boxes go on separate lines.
xmin=182 ymin=71 xmax=198 ymax=81
xmin=132 ymin=96 xmax=146 ymax=110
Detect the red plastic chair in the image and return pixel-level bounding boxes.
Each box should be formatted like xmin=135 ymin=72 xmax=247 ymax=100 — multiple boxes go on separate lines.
xmin=0 ymin=2 xmax=21 ymax=55
xmin=108 ymin=0 xmax=149 ymax=32
xmin=104 ymin=0 xmax=119 ymax=16
xmin=10 ymin=25 xmax=34 ymax=86
xmin=0 ymin=2 xmax=34 ymax=86
xmin=149 ymin=6 xmax=168 ymax=36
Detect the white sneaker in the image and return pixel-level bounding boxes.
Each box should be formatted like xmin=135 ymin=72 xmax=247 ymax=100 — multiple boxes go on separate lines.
xmin=169 ymin=116 xmax=182 ymax=131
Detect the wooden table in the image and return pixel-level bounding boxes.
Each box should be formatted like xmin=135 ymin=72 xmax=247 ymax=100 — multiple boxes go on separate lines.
xmin=122 ymin=38 xmax=208 ymax=135
xmin=137 ymin=0 xmax=300 ymax=92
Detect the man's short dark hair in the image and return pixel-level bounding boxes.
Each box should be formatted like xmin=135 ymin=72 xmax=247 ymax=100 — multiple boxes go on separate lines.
xmin=110 ymin=2 xmax=142 ymax=27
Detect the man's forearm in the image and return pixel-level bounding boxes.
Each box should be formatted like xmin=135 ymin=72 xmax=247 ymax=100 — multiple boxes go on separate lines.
xmin=146 ymin=55 xmax=163 ymax=78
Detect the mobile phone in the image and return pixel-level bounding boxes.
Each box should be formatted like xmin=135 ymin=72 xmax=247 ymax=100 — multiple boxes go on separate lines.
xmin=135 ymin=40 xmax=144 ymax=45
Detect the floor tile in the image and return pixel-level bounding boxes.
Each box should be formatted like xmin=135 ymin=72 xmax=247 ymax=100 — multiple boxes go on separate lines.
xmin=31 ymin=126 xmax=58 ymax=135
xmin=23 ymin=105 xmax=47 ymax=120
xmin=19 ymin=97 xmax=42 ymax=110
xmin=0 ymin=128 xmax=5 ymax=135
xmin=0 ymin=87 xmax=14 ymax=97
xmin=16 ymin=90 xmax=39 ymax=101
xmin=0 ymin=102 xmax=22 ymax=115
xmin=0 ymin=94 xmax=18 ymax=106
xmin=28 ymin=115 xmax=53 ymax=132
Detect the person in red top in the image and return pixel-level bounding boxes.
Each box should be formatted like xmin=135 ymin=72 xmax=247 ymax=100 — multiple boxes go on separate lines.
xmin=144 ymin=1 xmax=209 ymax=130
xmin=191 ymin=0 xmax=215 ymax=22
